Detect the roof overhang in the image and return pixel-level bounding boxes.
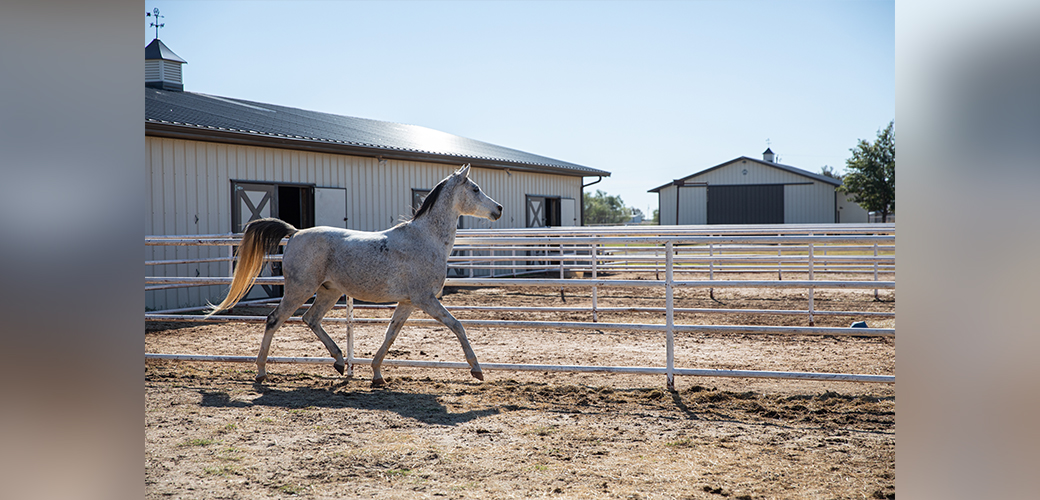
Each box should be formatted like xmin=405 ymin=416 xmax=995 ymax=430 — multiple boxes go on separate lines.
xmin=146 ymin=120 xmax=609 ymax=178
xmin=648 ymin=156 xmax=840 ymax=192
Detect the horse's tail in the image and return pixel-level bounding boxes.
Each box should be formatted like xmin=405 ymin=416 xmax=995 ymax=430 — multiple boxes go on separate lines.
xmin=205 ymin=218 xmax=298 ymax=317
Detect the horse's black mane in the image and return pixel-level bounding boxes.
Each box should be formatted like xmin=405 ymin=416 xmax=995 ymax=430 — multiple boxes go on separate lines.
xmin=411 ymin=178 xmax=447 ymax=221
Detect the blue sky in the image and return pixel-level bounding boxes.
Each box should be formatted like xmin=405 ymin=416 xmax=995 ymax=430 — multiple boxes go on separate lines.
xmin=145 ymin=0 xmax=894 ymax=216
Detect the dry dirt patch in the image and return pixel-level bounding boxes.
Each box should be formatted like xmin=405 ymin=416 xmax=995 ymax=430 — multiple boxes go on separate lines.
xmin=146 ymin=272 xmax=894 ymax=499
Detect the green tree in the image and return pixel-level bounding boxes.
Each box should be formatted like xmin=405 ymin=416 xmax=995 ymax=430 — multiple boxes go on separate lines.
xmin=840 ymin=121 xmax=895 ymax=222
xmin=820 ymin=165 xmax=843 ymax=181
xmin=583 ymin=189 xmax=632 ymax=225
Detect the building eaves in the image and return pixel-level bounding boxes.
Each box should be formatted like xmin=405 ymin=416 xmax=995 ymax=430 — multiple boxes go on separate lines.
xmin=648 ymin=156 xmax=841 ymax=192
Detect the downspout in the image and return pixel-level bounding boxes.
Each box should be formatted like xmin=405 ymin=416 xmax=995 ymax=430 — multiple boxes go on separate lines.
xmin=580 ymin=176 xmax=602 ymax=226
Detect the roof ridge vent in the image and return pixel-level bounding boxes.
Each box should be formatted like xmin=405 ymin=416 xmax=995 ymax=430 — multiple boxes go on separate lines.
xmin=145 ymin=38 xmax=186 ymax=91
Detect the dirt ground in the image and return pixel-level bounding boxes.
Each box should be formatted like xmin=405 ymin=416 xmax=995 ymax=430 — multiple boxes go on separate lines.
xmin=146 ymin=272 xmax=895 ymax=499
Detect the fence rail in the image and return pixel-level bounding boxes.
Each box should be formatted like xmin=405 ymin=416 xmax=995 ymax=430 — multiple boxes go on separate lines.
xmin=145 ymin=223 xmax=895 ymax=388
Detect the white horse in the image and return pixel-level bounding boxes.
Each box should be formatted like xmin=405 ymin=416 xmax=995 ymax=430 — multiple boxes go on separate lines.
xmin=207 ymin=165 xmax=502 ymax=386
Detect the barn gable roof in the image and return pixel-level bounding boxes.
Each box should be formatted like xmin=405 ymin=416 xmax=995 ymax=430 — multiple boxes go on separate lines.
xmin=648 ymin=156 xmax=841 ymax=192
xmin=145 ymin=88 xmax=609 ymax=177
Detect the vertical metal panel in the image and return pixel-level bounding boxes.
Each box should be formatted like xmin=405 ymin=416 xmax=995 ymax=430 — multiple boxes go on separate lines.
xmin=174 ymin=140 xmax=189 ymax=307
xmin=836 ymin=190 xmax=869 ymax=223
xmin=659 ymin=186 xmax=676 ymax=225
xmin=784 ymin=182 xmax=836 ymax=223
xmin=690 ymin=160 xmax=809 ymax=185
xmin=185 ymin=141 xmax=200 ymax=306
xmin=678 ymin=186 xmax=707 ymax=225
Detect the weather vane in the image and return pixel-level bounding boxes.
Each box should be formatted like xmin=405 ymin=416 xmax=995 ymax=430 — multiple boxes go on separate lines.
xmin=146 ymin=8 xmax=165 ymax=39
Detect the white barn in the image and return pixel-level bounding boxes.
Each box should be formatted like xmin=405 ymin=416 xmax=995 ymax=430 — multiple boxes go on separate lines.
xmin=145 ymin=39 xmax=609 ymax=311
xmin=649 ymin=149 xmax=867 ymax=225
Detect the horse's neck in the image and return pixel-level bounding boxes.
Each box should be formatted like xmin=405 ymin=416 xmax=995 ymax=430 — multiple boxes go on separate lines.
xmin=411 ymin=206 xmax=460 ymax=252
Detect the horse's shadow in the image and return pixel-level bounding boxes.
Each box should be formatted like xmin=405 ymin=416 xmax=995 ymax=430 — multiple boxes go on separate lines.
xmin=199 ymin=384 xmax=498 ymax=426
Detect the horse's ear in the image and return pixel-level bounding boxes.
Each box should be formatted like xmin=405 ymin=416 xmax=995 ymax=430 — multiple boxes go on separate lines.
xmin=456 ymin=164 xmax=471 ymax=179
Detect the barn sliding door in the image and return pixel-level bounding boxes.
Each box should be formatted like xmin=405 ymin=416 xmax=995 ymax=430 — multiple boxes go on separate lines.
xmin=707 ymin=184 xmax=784 ymax=224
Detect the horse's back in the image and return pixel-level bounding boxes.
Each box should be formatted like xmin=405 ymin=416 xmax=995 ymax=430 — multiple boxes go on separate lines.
xmin=282 ymin=225 xmax=420 ymax=302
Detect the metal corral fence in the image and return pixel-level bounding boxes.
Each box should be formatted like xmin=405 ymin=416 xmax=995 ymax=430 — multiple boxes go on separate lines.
xmin=146 ymin=223 xmax=895 ymax=389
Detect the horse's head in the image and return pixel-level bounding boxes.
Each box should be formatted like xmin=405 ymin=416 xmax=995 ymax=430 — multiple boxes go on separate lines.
xmin=450 ymin=164 xmax=503 ymax=221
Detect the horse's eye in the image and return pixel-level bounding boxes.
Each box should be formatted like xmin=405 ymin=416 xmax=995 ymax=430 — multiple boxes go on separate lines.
xmin=472 ymin=187 xmax=479 ymax=193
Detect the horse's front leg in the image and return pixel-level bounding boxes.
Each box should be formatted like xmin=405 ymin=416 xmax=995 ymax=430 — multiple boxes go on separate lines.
xmin=415 ymin=296 xmax=483 ymax=382
xmin=371 ymin=302 xmax=415 ymax=387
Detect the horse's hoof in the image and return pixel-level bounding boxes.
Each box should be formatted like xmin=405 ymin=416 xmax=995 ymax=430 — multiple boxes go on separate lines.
xmin=371 ymin=377 xmax=386 ymax=388
xmin=255 ymin=374 xmax=267 ymax=383
xmin=471 ymin=370 xmax=484 ymax=381
xmin=334 ymin=362 xmax=345 ymax=375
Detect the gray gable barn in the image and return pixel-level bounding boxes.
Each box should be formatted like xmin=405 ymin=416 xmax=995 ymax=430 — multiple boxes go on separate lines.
xmin=650 ymin=149 xmax=867 ymax=225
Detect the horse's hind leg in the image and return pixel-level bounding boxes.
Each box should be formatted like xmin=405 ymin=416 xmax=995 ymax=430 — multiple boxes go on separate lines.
xmin=256 ymin=284 xmax=317 ymax=383
xmin=414 ymin=295 xmax=483 ymax=382
xmin=303 ymin=284 xmax=346 ymax=376
xmin=371 ymin=302 xmax=415 ymax=387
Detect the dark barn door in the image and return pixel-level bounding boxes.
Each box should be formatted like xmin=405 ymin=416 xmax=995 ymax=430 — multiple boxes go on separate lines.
xmin=231 ymin=181 xmax=315 ymax=299
xmin=526 ymin=196 xmax=561 ymax=228
xmin=707 ymin=184 xmax=784 ymax=224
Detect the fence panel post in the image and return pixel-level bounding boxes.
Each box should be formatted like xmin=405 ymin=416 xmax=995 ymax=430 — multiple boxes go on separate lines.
xmin=666 ymin=240 xmax=675 ymax=391
xmin=709 ymin=241 xmax=715 ymax=301
xmin=873 ymin=242 xmax=880 ymax=300
xmin=808 ymin=241 xmax=815 ymax=326
xmin=346 ymin=296 xmax=354 ymax=377
xmin=591 ymin=243 xmax=598 ymax=322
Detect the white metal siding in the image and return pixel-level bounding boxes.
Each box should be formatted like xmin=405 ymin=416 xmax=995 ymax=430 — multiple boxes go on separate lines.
xmin=145 ymin=137 xmax=582 ymax=309
xmin=659 ymin=184 xmax=708 ymax=225
xmin=679 ymin=186 xmax=707 ymax=225
xmin=658 ymin=186 xmax=676 ymax=225
xmin=836 ymin=191 xmax=869 ymax=223
xmin=689 ymin=159 xmax=814 ymax=186
xmin=783 ymin=182 xmax=836 ymax=223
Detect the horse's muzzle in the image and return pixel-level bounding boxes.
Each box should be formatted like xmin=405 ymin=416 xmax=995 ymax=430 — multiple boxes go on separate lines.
xmin=490 ymin=205 xmax=503 ymax=221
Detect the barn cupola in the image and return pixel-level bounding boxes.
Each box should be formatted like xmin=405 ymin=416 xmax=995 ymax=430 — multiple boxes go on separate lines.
xmin=762 ymin=147 xmax=775 ymax=163
xmin=145 ymin=38 xmax=186 ymax=91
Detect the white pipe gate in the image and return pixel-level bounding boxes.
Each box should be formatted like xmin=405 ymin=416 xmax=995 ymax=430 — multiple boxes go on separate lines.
xmin=146 ymin=224 xmax=895 ymax=389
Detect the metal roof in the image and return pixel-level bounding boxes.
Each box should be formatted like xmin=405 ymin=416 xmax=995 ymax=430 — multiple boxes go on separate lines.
xmin=648 ymin=156 xmax=841 ymax=192
xmin=145 ymin=88 xmax=609 ymax=177
xmin=144 ymin=39 xmax=186 ymax=63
